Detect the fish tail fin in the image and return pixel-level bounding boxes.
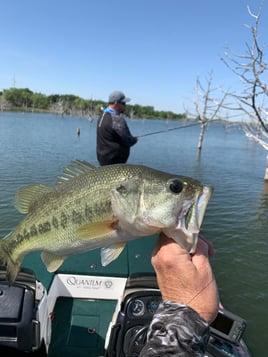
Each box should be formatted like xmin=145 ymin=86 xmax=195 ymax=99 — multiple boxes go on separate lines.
xmin=0 ymin=239 xmax=21 ymax=284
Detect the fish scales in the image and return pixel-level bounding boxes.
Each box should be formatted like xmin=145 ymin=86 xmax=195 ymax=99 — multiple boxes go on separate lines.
xmin=1 ymin=165 xmax=136 ymax=260
xmin=0 ymin=161 xmax=213 ymax=283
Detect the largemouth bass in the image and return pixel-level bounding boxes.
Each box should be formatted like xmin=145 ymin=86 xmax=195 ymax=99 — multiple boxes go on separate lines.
xmin=0 ymin=161 xmax=213 ymax=283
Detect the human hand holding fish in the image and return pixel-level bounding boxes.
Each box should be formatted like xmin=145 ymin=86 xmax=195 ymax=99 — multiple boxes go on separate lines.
xmin=151 ymin=233 xmax=219 ymax=323
xmin=0 ymin=160 xmax=213 ymax=283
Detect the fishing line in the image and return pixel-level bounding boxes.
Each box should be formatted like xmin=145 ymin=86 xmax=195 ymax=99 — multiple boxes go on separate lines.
xmin=137 ymin=122 xmax=200 ymax=138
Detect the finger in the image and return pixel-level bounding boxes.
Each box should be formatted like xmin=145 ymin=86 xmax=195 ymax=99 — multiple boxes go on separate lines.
xmin=198 ymin=234 xmax=216 ymax=256
xmin=152 ymin=233 xmax=190 ymax=268
xmin=152 ymin=233 xmax=185 ymax=256
xmin=191 ymin=238 xmax=214 ymax=271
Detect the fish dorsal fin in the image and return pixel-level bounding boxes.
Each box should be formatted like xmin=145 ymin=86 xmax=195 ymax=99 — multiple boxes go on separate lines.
xmin=57 ymin=160 xmax=96 ymax=184
xmin=76 ymin=220 xmax=116 ymax=239
xmin=14 ymin=184 xmax=52 ymax=214
xmin=101 ymin=242 xmax=126 ymax=266
xmin=41 ymin=252 xmax=67 ymax=272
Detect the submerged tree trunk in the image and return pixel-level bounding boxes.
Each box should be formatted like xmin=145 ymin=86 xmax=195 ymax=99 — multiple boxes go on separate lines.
xmin=192 ymin=73 xmax=227 ymax=153
xmin=265 ymin=154 xmax=268 ymax=181
xmin=197 ymin=122 xmax=207 ymax=151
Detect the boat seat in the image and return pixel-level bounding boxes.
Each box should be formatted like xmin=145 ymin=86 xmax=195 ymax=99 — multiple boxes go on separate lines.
xmin=0 ymin=267 xmax=40 ymax=352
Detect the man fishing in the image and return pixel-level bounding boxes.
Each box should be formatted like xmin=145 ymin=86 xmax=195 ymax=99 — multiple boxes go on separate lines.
xmin=96 ymin=90 xmax=138 ymax=165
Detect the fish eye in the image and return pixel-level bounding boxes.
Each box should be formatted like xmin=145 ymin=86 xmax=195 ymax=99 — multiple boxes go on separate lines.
xmin=169 ymin=179 xmax=184 ymax=194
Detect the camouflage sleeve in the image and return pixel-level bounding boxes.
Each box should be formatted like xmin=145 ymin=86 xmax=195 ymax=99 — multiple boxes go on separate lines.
xmin=139 ymin=301 xmax=210 ymax=357
xmin=111 ymin=114 xmax=137 ymax=147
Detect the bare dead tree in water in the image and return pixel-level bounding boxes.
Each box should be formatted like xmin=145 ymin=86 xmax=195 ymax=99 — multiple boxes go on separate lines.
xmin=193 ymin=72 xmax=228 ymax=151
xmin=221 ymin=1 xmax=268 ymax=179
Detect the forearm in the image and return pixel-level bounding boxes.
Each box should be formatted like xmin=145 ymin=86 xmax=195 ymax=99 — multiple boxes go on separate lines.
xmin=139 ymin=301 xmax=210 ymax=357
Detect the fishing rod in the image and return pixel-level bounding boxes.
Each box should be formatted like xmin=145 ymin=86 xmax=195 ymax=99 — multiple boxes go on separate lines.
xmin=137 ymin=122 xmax=200 ymax=138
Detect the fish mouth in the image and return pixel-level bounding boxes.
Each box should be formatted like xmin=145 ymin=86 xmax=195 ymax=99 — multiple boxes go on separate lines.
xmin=174 ymin=186 xmax=213 ymax=253
xmin=186 ymin=186 xmax=213 ymax=232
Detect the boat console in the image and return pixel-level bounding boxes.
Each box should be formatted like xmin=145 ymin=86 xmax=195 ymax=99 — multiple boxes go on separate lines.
xmin=105 ymin=276 xmax=250 ymax=357
xmin=0 ymin=266 xmax=251 ymax=357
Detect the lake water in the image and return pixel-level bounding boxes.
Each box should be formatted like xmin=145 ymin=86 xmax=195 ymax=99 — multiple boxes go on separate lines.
xmin=0 ymin=112 xmax=267 ymax=356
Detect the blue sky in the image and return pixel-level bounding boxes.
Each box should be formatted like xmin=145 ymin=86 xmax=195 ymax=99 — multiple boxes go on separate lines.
xmin=1 ymin=0 xmax=267 ymax=113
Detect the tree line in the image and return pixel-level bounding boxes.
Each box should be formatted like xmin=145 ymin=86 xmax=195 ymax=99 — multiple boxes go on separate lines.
xmin=0 ymin=87 xmax=186 ymax=120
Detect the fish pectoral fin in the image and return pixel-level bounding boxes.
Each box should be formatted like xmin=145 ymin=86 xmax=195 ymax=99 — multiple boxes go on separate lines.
xmin=57 ymin=160 xmax=96 ymax=184
xmin=101 ymin=242 xmax=126 ymax=266
xmin=41 ymin=252 xmax=67 ymax=272
xmin=76 ymin=220 xmax=117 ymax=239
xmin=14 ymin=184 xmax=52 ymax=214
